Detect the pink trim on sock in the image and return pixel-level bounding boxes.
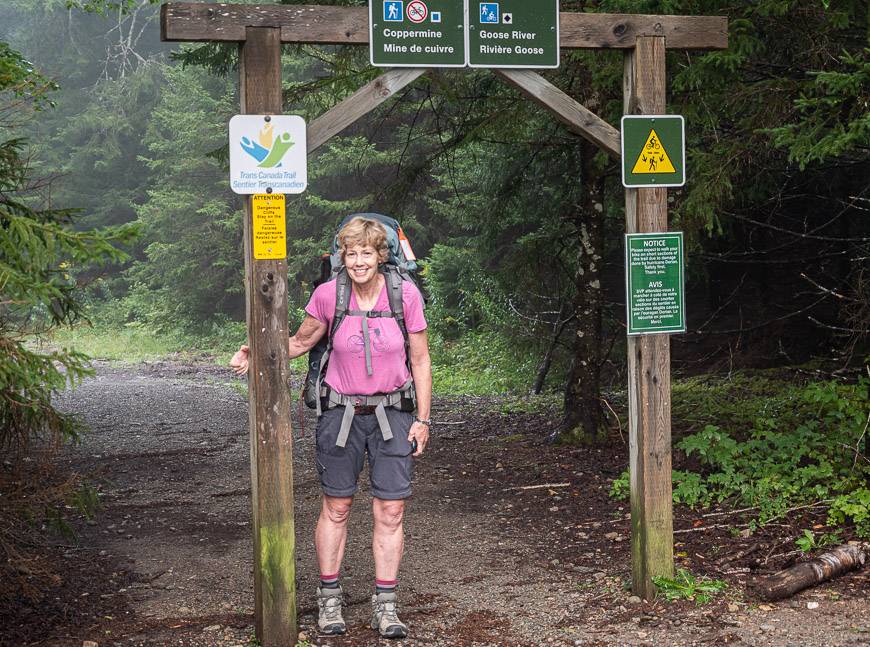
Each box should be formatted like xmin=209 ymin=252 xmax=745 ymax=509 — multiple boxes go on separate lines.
xmin=320 ymin=573 xmax=340 ymax=580
xmin=375 ymin=578 xmax=398 ymax=587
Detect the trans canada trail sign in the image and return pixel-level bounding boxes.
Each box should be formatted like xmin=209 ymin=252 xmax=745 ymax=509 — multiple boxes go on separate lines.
xmin=229 ymin=115 xmax=307 ymax=195
xmin=625 ymin=232 xmax=686 ymax=335
xmin=370 ymin=0 xmax=466 ymax=67
xmin=621 ymin=115 xmax=685 ymax=188
xmin=468 ymin=0 xmax=559 ymax=68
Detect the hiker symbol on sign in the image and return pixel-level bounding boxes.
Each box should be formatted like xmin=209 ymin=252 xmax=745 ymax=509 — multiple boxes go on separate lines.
xmin=631 ymin=129 xmax=677 ymax=175
xmin=480 ymin=3 xmax=499 ymax=23
xmin=384 ymin=1 xmax=403 ymax=21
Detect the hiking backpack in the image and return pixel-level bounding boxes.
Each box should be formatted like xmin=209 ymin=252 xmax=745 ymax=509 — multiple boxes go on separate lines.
xmin=302 ymin=213 xmax=420 ymax=410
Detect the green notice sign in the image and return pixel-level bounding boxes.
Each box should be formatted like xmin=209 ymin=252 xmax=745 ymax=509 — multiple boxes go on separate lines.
xmin=625 ymin=233 xmax=686 ymax=335
xmin=621 ymin=115 xmax=685 ymax=188
xmin=467 ymin=0 xmax=559 ymax=68
xmin=370 ymin=0 xmax=466 ymax=67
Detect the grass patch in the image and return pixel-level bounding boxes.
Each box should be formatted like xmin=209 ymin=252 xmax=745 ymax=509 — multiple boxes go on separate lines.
xmin=43 ymin=312 xmax=253 ymax=365
xmin=48 ymin=316 xmax=545 ymax=399
xmin=46 ymin=325 xmax=187 ymax=362
xmin=429 ymin=330 xmax=539 ymax=396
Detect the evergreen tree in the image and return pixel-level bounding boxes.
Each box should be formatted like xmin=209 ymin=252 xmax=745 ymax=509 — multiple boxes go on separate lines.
xmin=0 ymin=38 xmax=135 ymax=600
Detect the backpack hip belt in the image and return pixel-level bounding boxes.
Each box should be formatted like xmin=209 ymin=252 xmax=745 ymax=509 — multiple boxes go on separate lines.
xmin=321 ymin=379 xmax=415 ymax=448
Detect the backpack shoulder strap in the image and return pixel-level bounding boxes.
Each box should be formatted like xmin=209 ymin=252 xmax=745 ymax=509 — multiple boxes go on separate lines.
xmin=382 ymin=266 xmax=407 ymax=340
xmin=331 ymin=268 xmax=352 ymax=339
xmin=382 ymin=266 xmax=413 ymax=375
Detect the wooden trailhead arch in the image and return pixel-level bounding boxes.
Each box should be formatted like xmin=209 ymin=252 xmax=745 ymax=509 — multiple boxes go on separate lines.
xmin=161 ymin=4 xmax=727 ymax=645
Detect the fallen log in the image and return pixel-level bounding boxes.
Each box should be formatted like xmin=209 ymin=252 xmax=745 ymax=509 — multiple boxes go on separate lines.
xmin=754 ymin=544 xmax=866 ymax=601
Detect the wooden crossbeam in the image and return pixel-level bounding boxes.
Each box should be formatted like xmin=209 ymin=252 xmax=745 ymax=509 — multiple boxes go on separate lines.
xmin=493 ymin=70 xmax=620 ymax=159
xmin=308 ymin=68 xmax=427 ymax=153
xmin=161 ymin=3 xmax=728 ymax=50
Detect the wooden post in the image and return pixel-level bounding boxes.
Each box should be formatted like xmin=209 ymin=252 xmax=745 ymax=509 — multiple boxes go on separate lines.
xmin=240 ymin=26 xmax=297 ymax=646
xmin=623 ymin=35 xmax=674 ymax=600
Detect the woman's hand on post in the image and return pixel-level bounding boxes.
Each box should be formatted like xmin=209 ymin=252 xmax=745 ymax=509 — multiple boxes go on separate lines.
xmin=230 ymin=345 xmax=250 ymax=376
xmin=408 ymin=421 xmax=429 ymax=457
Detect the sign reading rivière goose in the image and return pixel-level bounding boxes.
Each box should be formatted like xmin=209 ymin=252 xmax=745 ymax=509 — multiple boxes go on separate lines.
xmin=625 ymin=232 xmax=686 ymax=335
xmin=467 ymin=0 xmax=560 ymax=68
xmin=370 ymin=0 xmax=466 ymax=67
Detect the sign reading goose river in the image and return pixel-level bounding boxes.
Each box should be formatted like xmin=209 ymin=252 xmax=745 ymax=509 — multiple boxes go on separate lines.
xmin=229 ymin=115 xmax=307 ymax=195
xmin=468 ymin=0 xmax=559 ymax=68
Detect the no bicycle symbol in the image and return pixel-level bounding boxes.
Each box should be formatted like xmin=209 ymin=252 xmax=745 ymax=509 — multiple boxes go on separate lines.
xmin=406 ymin=0 xmax=428 ymax=23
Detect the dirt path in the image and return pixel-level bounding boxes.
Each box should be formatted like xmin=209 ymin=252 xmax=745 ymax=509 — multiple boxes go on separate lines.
xmin=8 ymin=361 xmax=868 ymax=646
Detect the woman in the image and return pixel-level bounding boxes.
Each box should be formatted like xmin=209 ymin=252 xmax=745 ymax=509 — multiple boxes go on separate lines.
xmin=231 ymin=217 xmax=431 ymax=639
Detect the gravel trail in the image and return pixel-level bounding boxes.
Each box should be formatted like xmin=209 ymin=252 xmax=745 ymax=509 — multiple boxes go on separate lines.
xmin=8 ymin=361 xmax=865 ymax=647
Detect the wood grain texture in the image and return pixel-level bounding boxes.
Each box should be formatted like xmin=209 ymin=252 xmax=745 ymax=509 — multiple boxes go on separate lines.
xmin=240 ymin=27 xmax=297 ymax=647
xmin=162 ymin=4 xmax=728 ymax=50
xmin=162 ymin=3 xmax=368 ymax=44
xmin=623 ymin=47 xmax=643 ymax=595
xmin=308 ymin=68 xmax=427 ymax=153
xmin=560 ymin=13 xmax=727 ymax=50
xmin=493 ymin=69 xmax=620 ymax=159
xmin=624 ymin=37 xmax=674 ymax=602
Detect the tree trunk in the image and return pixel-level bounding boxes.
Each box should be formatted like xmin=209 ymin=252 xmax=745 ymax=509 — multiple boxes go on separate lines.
xmin=562 ymin=139 xmax=606 ymax=443
xmin=533 ymin=303 xmax=569 ymax=394
xmin=754 ymin=544 xmax=866 ymax=601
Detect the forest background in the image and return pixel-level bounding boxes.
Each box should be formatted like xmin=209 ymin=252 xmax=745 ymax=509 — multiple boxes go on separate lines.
xmin=0 ymin=0 xmax=868 ymax=608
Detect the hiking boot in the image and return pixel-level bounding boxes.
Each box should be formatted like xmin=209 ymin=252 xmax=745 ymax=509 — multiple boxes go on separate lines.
xmin=371 ymin=591 xmax=408 ymax=639
xmin=316 ymin=585 xmax=346 ymax=635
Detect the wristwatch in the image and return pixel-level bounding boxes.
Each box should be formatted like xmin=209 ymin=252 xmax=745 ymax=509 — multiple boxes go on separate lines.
xmin=414 ymin=416 xmax=432 ymax=427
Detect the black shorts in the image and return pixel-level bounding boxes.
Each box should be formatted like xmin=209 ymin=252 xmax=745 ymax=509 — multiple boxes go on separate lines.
xmin=315 ymin=407 xmax=415 ymax=500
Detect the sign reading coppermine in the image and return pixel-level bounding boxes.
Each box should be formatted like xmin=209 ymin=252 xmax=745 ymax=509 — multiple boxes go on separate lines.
xmin=625 ymin=232 xmax=686 ymax=335
xmin=229 ymin=115 xmax=307 ymax=195
xmin=467 ymin=0 xmax=560 ymax=68
xmin=252 ymin=193 xmax=287 ymax=260
xmin=370 ymin=0 xmax=466 ymax=67
xmin=621 ymin=115 xmax=685 ymax=188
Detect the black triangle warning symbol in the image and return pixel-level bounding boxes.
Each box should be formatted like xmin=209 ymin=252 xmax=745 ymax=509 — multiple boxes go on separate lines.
xmin=631 ymin=129 xmax=676 ymax=174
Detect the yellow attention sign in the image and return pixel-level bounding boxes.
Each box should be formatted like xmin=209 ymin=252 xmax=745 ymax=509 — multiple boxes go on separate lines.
xmin=631 ymin=129 xmax=677 ymax=174
xmin=252 ymin=193 xmax=287 ymax=260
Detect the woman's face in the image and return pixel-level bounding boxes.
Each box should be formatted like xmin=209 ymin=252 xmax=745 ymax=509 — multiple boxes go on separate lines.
xmin=344 ymin=244 xmax=380 ymax=286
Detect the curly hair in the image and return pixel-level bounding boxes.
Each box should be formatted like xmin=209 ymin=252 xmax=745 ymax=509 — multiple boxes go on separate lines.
xmin=337 ymin=217 xmax=389 ymax=264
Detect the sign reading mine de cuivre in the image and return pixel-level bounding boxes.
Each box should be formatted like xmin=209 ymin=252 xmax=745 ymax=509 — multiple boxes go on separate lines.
xmin=229 ymin=115 xmax=307 ymax=195
xmin=467 ymin=0 xmax=560 ymax=68
xmin=621 ymin=115 xmax=685 ymax=188
xmin=370 ymin=0 xmax=466 ymax=67
xmin=625 ymin=232 xmax=686 ymax=335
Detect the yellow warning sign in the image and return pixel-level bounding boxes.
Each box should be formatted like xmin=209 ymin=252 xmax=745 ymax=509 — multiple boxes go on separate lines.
xmin=631 ymin=129 xmax=677 ymax=174
xmin=252 ymin=193 xmax=286 ymax=260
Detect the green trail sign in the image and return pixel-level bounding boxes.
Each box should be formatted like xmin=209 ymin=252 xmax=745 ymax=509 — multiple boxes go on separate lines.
xmin=625 ymin=232 xmax=686 ymax=335
xmin=621 ymin=115 xmax=685 ymax=188
xmin=467 ymin=0 xmax=560 ymax=68
xmin=370 ymin=0 xmax=466 ymax=67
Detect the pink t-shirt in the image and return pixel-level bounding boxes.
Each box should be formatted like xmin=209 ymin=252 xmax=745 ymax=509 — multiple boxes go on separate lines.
xmin=305 ymin=277 xmax=427 ymax=396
